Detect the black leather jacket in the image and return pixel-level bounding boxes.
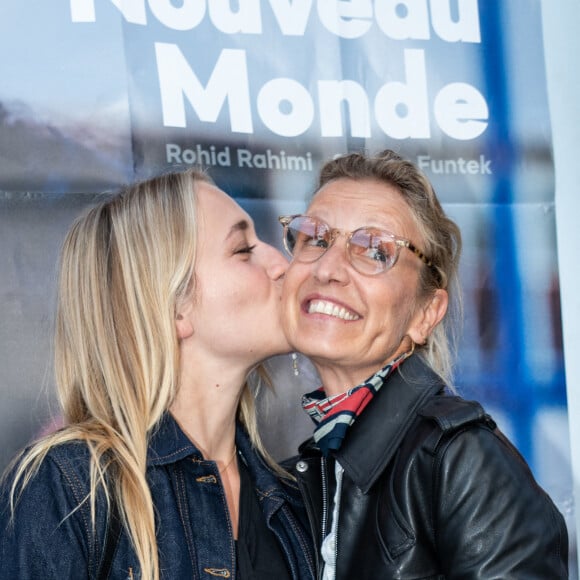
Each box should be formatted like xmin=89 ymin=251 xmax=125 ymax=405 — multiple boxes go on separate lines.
xmin=290 ymin=356 xmax=568 ymax=579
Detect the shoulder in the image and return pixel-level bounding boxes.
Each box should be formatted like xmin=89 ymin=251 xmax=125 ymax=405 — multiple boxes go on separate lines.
xmin=418 ymin=394 xmax=494 ymax=431
xmin=394 ymin=395 xmax=568 ymax=572
xmin=0 ymin=440 xmax=96 ymax=523
xmin=392 ymin=394 xmax=497 ymax=465
xmin=396 ymin=394 xmax=557 ymax=504
xmin=3 ymin=439 xmax=90 ymax=482
xmin=414 ymin=395 xmax=521 ymax=463
xmin=0 ymin=441 xmax=104 ymax=577
xmin=411 ymin=395 xmax=563 ymax=524
xmin=408 ymin=394 xmax=497 ymax=452
xmin=416 ymin=398 xmax=568 ymax=575
xmin=45 ymin=439 xmax=93 ymax=479
xmin=26 ymin=440 xmax=92 ymax=485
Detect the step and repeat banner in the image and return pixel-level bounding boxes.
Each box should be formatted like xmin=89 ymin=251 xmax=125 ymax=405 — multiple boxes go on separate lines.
xmin=0 ymin=0 xmax=574 ymax=561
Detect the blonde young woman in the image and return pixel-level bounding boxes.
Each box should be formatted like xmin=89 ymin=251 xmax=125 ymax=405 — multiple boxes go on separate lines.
xmin=0 ymin=170 xmax=315 ymax=580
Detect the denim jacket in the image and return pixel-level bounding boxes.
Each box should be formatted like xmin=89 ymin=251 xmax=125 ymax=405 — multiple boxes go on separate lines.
xmin=0 ymin=413 xmax=316 ymax=579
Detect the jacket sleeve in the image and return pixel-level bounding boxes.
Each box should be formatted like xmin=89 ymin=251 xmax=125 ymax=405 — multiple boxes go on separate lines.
xmin=0 ymin=452 xmax=95 ymax=579
xmin=434 ymin=425 xmax=568 ymax=579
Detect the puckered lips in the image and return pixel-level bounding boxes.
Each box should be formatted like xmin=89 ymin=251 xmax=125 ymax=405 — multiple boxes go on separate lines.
xmin=304 ymin=297 xmax=361 ymax=321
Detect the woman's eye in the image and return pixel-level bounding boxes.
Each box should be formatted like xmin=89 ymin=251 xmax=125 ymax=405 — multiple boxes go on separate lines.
xmin=294 ymin=233 xmax=317 ymax=248
xmin=366 ymin=240 xmax=396 ymax=263
xmin=235 ymin=244 xmax=256 ymax=255
xmin=368 ymin=247 xmax=388 ymax=263
xmin=310 ymin=236 xmax=328 ymax=249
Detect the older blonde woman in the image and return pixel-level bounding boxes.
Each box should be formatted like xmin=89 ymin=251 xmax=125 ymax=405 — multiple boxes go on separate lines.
xmin=280 ymin=150 xmax=568 ymax=579
xmin=0 ymin=170 xmax=315 ymax=580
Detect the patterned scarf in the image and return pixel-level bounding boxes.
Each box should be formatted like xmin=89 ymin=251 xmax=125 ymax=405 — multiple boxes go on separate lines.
xmin=301 ymin=351 xmax=412 ymax=456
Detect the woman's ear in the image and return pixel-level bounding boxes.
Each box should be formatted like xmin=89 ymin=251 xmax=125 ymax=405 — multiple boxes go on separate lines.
xmin=175 ymin=300 xmax=195 ymax=340
xmin=408 ymin=289 xmax=448 ymax=344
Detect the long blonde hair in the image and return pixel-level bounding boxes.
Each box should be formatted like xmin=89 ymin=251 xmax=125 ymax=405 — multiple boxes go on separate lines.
xmin=8 ymin=168 xmax=273 ymax=579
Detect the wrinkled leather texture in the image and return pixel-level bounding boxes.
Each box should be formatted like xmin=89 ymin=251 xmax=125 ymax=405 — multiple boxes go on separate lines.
xmin=291 ymin=356 xmax=569 ymax=579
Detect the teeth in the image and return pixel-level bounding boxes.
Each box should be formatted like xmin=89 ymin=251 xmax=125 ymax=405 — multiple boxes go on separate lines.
xmin=308 ymin=300 xmax=360 ymax=321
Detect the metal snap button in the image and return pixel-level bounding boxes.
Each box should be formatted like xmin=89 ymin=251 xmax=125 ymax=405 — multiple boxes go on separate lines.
xmin=296 ymin=460 xmax=308 ymax=473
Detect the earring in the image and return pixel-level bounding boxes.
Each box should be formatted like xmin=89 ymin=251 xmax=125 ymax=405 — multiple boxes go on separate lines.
xmin=291 ymin=353 xmax=300 ymax=376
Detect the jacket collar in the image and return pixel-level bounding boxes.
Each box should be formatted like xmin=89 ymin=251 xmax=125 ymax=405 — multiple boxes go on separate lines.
xmin=333 ymin=355 xmax=445 ymax=493
xmin=236 ymin=427 xmax=304 ymax=507
xmin=147 ymin=412 xmax=202 ymax=466
xmin=147 ymin=413 xmax=302 ymax=504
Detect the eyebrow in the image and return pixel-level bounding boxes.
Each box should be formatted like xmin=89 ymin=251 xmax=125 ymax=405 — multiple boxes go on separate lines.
xmin=226 ymin=219 xmax=250 ymax=239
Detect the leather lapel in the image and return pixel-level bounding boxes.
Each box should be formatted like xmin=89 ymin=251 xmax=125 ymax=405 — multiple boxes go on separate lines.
xmin=335 ymin=356 xmax=444 ymax=493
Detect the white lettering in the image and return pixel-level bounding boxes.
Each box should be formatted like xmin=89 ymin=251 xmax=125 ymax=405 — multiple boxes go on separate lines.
xmin=237 ymin=149 xmax=254 ymax=167
xmin=375 ymin=0 xmax=430 ymax=41
xmin=70 ymin=0 xmax=146 ymax=23
xmin=166 ymin=143 xmax=232 ymax=166
xmin=434 ymin=82 xmax=488 ymax=139
xmin=236 ymin=148 xmax=313 ymax=170
xmin=69 ymin=0 xmax=481 ymax=42
xmin=417 ymin=154 xmax=492 ymax=174
xmin=157 ymin=46 xmax=487 ymax=140
xmin=286 ymin=153 xmax=311 ymax=170
xmin=208 ymin=0 xmax=262 ymax=34
xmin=318 ymin=80 xmax=371 ymax=137
xmin=268 ymin=0 xmax=313 ymax=35
xmin=431 ymin=0 xmax=481 ymax=42
xmin=70 ymin=0 xmax=96 ymax=21
xmin=166 ymin=143 xmax=182 ymax=163
xmin=317 ymin=0 xmax=373 ymax=39
xmin=257 ymin=79 xmax=315 ymax=137
xmin=374 ymin=49 xmax=430 ymax=139
xmin=149 ymin=0 xmax=205 ymax=30
xmin=252 ymin=153 xmax=268 ymax=168
xmin=156 ymin=44 xmax=253 ymax=132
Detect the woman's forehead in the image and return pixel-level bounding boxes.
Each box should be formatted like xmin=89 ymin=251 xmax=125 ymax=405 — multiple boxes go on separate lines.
xmin=308 ymin=178 xmax=418 ymax=235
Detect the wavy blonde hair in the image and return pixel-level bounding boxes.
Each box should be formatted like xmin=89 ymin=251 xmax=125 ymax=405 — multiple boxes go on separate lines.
xmin=316 ymin=150 xmax=463 ymax=384
xmin=8 ymin=168 xmax=275 ymax=579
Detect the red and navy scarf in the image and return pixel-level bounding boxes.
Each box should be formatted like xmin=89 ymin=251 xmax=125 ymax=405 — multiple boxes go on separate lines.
xmin=301 ymin=351 xmax=412 ymax=456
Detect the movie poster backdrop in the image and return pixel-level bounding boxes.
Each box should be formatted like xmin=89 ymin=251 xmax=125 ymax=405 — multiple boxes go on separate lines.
xmin=0 ymin=0 xmax=574 ymax=569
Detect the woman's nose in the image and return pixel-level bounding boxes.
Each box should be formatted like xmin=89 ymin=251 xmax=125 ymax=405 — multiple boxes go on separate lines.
xmin=312 ymin=235 xmax=350 ymax=284
xmin=264 ymin=244 xmax=289 ymax=280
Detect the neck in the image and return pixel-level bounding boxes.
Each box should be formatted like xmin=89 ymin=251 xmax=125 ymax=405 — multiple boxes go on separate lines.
xmin=313 ymin=345 xmax=413 ymax=397
xmin=314 ymin=363 xmax=376 ymax=396
xmin=171 ymin=354 xmax=248 ymax=461
xmin=173 ymin=344 xmax=247 ymax=540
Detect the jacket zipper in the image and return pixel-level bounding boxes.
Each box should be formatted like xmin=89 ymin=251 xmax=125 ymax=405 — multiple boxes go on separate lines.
xmin=333 ymin=464 xmax=341 ymax=580
xmin=320 ymin=456 xmax=328 ymax=545
xmin=320 ymin=456 xmax=331 ymax=580
xmin=321 ymin=457 xmax=341 ymax=580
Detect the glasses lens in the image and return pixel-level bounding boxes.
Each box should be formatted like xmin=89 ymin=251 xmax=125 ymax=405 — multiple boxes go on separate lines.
xmin=287 ymin=216 xmax=330 ymax=262
xmin=349 ymin=229 xmax=398 ymax=275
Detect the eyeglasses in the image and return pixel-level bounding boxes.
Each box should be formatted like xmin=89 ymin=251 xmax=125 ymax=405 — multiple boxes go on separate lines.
xmin=278 ymin=214 xmax=434 ymax=276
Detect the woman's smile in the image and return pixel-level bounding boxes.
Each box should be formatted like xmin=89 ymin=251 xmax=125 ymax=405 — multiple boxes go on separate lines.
xmin=305 ymin=297 xmax=361 ymax=321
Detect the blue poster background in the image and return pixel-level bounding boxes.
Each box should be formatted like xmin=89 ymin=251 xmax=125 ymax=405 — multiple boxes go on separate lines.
xmin=0 ymin=0 xmax=574 ymax=571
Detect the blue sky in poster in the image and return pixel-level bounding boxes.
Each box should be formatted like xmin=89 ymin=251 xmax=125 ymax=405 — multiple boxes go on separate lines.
xmin=0 ymin=2 xmax=128 ymax=126
xmin=0 ymin=1 xmax=133 ymax=189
